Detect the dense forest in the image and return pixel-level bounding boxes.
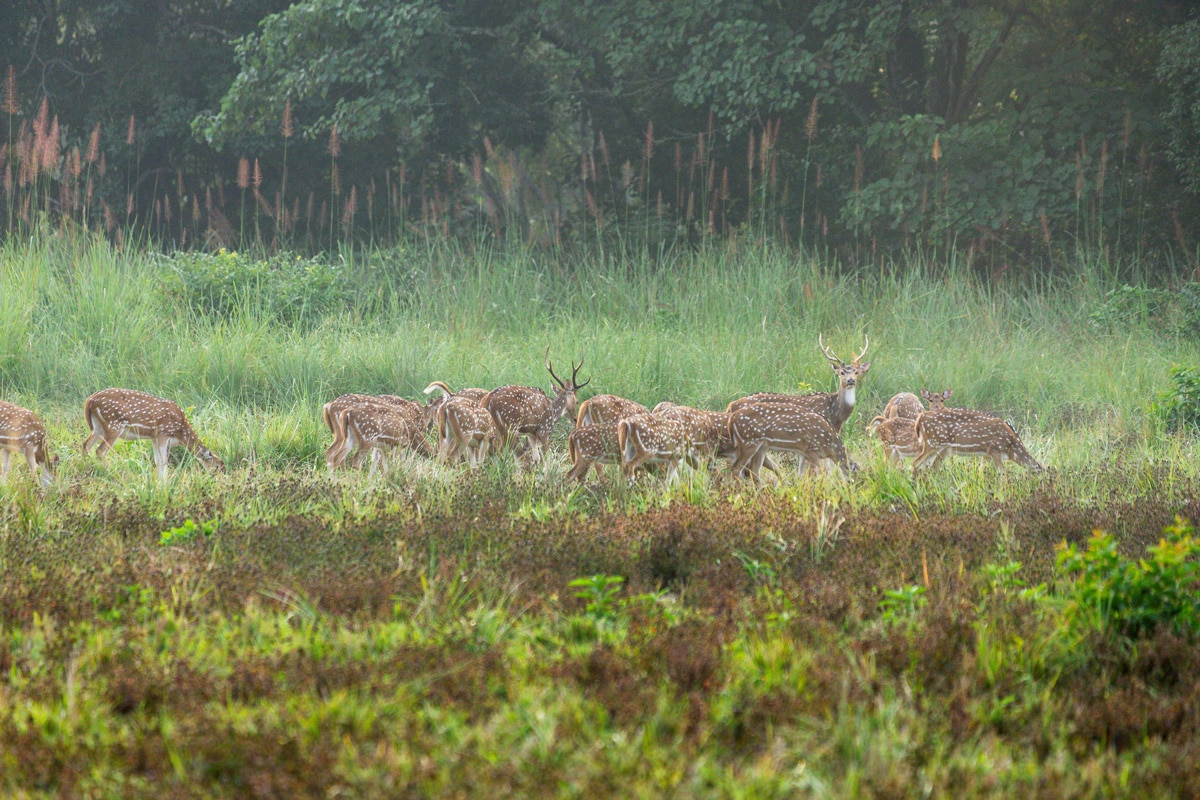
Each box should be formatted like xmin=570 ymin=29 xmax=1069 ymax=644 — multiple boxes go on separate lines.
xmin=2 ymin=0 xmax=1199 ymax=269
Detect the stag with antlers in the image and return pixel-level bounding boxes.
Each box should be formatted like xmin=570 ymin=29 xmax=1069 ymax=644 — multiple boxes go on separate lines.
xmin=480 ymin=348 xmax=588 ymax=464
xmin=727 ymin=334 xmax=870 ymax=434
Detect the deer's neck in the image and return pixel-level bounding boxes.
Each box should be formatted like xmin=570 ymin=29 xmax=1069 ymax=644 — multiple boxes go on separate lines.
xmin=537 ymin=390 xmax=573 ymax=435
xmin=179 ymin=424 xmax=203 ymax=451
xmin=828 ymin=385 xmax=856 ymax=431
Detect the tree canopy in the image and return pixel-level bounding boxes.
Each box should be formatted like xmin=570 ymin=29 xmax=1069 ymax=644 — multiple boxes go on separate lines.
xmin=1 ymin=0 xmax=1197 ymax=262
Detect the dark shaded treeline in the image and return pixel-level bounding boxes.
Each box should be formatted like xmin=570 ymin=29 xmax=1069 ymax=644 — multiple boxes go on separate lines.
xmin=2 ymin=0 xmax=1199 ymax=270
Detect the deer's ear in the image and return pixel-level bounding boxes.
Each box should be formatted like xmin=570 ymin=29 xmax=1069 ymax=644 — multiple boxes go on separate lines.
xmin=943 ymin=389 xmax=952 ymax=399
xmin=858 ymin=361 xmax=870 ymax=372
xmin=921 ymin=389 xmax=931 ymax=400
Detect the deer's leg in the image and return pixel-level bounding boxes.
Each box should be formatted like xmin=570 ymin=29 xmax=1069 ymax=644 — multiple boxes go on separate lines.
xmin=325 ymin=423 xmax=347 ymax=468
xmin=30 ymin=448 xmax=52 ymax=484
xmin=567 ymin=459 xmax=589 ymax=483
xmin=349 ymin=443 xmax=370 ymax=469
xmin=1 ymin=449 xmax=11 ymax=483
xmin=622 ymin=455 xmax=640 ymax=485
xmin=325 ymin=436 xmax=350 ymax=469
xmin=445 ymin=436 xmax=462 ymax=464
xmin=82 ymin=431 xmax=103 ymax=456
xmin=94 ymin=422 xmax=128 ymax=460
xmin=912 ymin=444 xmax=938 ymax=473
xmin=22 ymin=446 xmax=43 ymax=486
xmin=151 ymin=439 xmax=170 ymax=480
xmin=729 ymin=443 xmax=758 ymax=480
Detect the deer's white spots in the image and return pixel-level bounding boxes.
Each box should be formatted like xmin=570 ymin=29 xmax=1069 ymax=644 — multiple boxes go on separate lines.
xmin=82 ymin=389 xmax=223 ymax=479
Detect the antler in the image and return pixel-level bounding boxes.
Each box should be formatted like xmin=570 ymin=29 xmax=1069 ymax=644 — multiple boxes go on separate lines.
xmin=853 ymin=334 xmax=869 ymax=364
xmin=572 ymin=349 xmax=590 ymax=390
xmin=545 ymin=345 xmax=566 ymax=389
xmin=817 ymin=333 xmax=844 ymax=367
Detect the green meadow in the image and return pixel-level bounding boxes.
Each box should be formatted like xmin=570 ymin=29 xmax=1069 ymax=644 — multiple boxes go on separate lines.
xmin=1 ymin=231 xmax=1199 ymax=797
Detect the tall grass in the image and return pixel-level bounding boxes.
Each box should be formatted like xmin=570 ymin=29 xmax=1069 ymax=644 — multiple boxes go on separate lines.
xmin=0 ymin=231 xmax=1187 ymax=423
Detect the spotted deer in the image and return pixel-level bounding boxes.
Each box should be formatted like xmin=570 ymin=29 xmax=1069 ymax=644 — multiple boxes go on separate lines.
xmin=651 ymin=402 xmax=731 ymax=461
xmin=883 ymin=391 xmax=926 ymax=420
xmin=912 ymin=406 xmax=1042 ymax=473
xmin=81 ymin=389 xmax=224 ymax=478
xmin=868 ymin=390 xmax=949 ymax=462
xmin=0 ymin=401 xmax=57 ymax=487
xmin=617 ymin=412 xmax=693 ymax=484
xmin=326 ymin=403 xmax=415 ymax=475
xmin=727 ymin=403 xmax=851 ymax=482
xmin=726 ymin=334 xmax=870 ymax=434
xmin=423 ymin=381 xmax=490 ymax=406
xmin=436 ymin=395 xmax=494 ymax=468
xmin=565 ymin=421 xmax=621 ymax=482
xmin=323 ymin=394 xmax=435 ymax=468
xmin=576 ymin=394 xmax=648 ymax=427
xmin=481 ymin=349 xmax=588 ymax=464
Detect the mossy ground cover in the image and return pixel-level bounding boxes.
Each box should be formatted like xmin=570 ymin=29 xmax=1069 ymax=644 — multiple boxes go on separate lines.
xmin=1 ymin=234 xmax=1198 ymax=797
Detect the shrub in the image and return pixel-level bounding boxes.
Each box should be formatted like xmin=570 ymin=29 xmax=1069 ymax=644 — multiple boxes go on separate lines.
xmin=1056 ymin=518 xmax=1200 ymax=639
xmin=162 ymin=249 xmax=350 ymax=324
xmin=160 ymin=518 xmax=218 ymax=546
xmin=1088 ymin=284 xmax=1200 ymax=336
xmin=1152 ymin=365 xmax=1200 ymax=434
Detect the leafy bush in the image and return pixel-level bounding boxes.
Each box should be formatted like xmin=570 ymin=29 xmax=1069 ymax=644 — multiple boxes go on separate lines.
xmin=568 ymin=574 xmax=625 ymax=621
xmin=1088 ymin=284 xmax=1200 ymax=336
xmin=1152 ymin=365 xmax=1200 ymax=433
xmin=162 ymin=249 xmax=351 ymax=324
xmin=1056 ymin=518 xmax=1200 ymax=638
xmin=159 ymin=518 xmax=218 ymax=546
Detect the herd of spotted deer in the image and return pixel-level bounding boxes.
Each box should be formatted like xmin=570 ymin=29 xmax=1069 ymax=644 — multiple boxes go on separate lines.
xmin=0 ymin=335 xmax=1042 ymax=489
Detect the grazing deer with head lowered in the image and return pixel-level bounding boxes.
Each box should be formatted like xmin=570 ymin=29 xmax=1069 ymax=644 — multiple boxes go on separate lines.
xmin=650 ymin=402 xmax=732 ymax=461
xmin=327 ymin=403 xmax=414 ymax=475
xmin=481 ymin=349 xmax=588 ymax=464
xmin=726 ymin=334 xmax=870 ymax=434
xmin=868 ymin=389 xmax=950 ymax=463
xmin=82 ymin=389 xmax=224 ymax=478
xmin=566 ymin=421 xmax=621 ymax=482
xmin=0 ymin=401 xmax=57 ymax=487
xmin=727 ymin=403 xmax=851 ymax=482
xmin=617 ymin=412 xmax=693 ymax=484
xmin=912 ymin=400 xmax=1042 ymax=473
xmin=423 ymin=381 xmax=490 ymax=407
xmin=883 ymin=391 xmax=926 ymax=421
xmin=436 ymin=395 xmax=494 ymax=468
xmin=323 ymin=394 xmax=435 ymax=468
xmin=576 ymin=394 xmax=648 ymax=427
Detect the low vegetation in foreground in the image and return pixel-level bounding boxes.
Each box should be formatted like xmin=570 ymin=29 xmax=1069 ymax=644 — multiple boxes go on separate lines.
xmin=1 ymin=235 xmax=1199 ymax=797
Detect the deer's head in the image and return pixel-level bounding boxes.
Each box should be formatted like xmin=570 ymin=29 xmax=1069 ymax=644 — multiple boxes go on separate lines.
xmin=196 ymin=444 xmax=226 ymax=473
xmin=920 ymin=388 xmax=952 ymax=409
xmin=546 ymin=347 xmax=589 ymax=417
xmin=819 ymin=334 xmax=871 ymax=402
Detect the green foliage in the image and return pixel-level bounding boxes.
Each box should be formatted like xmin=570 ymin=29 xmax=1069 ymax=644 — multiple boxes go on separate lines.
xmin=197 ymin=0 xmax=552 ymax=160
xmin=733 ymin=551 xmax=777 ymax=587
xmin=1056 ymin=518 xmax=1200 ymax=638
xmin=1152 ymin=365 xmax=1200 ymax=433
xmin=879 ymin=584 xmax=927 ymax=627
xmin=1089 ymin=284 xmax=1200 ymax=336
xmin=162 ymin=249 xmax=350 ymax=324
xmin=1159 ymin=17 xmax=1200 ymax=196
xmin=843 ymin=114 xmax=1071 ymax=243
xmin=159 ymin=518 xmax=218 ymax=546
xmin=567 ymin=574 xmax=625 ymax=621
